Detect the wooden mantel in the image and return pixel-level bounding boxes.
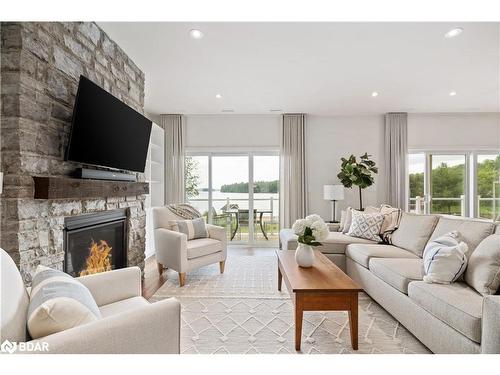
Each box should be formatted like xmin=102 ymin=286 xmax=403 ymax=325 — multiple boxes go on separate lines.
xmin=33 ymin=176 xmax=149 ymax=199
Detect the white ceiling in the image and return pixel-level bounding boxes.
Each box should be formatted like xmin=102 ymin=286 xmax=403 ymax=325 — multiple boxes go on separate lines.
xmin=98 ymin=22 xmax=500 ymax=116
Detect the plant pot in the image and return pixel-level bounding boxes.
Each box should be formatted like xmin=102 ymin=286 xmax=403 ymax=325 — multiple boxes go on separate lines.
xmin=295 ymin=243 xmax=315 ymax=268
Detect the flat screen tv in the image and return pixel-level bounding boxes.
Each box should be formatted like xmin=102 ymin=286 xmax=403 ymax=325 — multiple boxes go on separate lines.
xmin=66 ymin=75 xmax=152 ymax=173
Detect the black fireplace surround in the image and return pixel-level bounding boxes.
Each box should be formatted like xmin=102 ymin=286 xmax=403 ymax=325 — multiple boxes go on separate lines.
xmin=64 ymin=209 xmax=127 ymax=277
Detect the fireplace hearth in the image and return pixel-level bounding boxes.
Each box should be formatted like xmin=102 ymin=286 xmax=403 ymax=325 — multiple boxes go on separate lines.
xmin=64 ymin=209 xmax=127 ymax=277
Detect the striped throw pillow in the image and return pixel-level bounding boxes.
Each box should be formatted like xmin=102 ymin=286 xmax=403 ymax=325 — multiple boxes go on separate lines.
xmin=169 ymin=217 xmax=209 ymax=240
xmin=27 ymin=266 xmax=101 ymax=339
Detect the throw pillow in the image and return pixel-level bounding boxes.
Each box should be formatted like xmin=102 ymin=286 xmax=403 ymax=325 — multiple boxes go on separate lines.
xmin=379 ymin=204 xmax=403 ymax=244
xmin=339 ymin=210 xmax=347 ymax=232
xmin=169 ymin=217 xmax=209 ymax=240
xmin=347 ymin=210 xmax=385 ymax=241
xmin=27 ymin=266 xmax=101 ymax=339
xmin=422 ymin=231 xmax=468 ymax=284
xmin=342 ymin=206 xmax=381 ymax=234
xmin=465 ymin=235 xmax=500 ymax=295
xmin=342 ymin=207 xmax=354 ymax=234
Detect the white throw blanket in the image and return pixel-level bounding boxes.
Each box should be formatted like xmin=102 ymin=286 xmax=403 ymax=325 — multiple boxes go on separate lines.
xmin=167 ymin=204 xmax=202 ymax=220
xmin=422 ymin=231 xmax=468 ymax=284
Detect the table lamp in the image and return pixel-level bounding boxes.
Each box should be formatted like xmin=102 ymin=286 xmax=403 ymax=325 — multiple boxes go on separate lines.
xmin=323 ymin=185 xmax=344 ymax=223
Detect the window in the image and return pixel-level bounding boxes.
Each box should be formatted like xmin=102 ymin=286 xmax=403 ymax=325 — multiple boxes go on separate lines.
xmin=408 ymin=151 xmax=499 ymax=220
xmin=476 ymin=154 xmax=500 ymax=220
xmin=430 ymin=154 xmax=466 ymax=216
xmin=408 ymin=153 xmax=425 ymax=213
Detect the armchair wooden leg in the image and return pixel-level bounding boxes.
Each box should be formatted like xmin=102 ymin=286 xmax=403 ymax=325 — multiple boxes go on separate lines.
xmin=179 ymin=272 xmax=186 ymax=287
xmin=219 ymin=261 xmax=225 ymax=274
xmin=157 ymin=262 xmax=163 ymax=275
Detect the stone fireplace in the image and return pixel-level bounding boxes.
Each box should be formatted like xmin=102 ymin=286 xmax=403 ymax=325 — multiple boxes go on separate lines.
xmin=0 ymin=22 xmax=148 ymax=284
xmin=64 ymin=209 xmax=127 ymax=277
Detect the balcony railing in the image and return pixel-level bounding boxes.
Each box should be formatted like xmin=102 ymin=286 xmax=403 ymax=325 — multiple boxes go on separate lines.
xmin=410 ymin=196 xmax=500 ymax=220
xmin=187 ymin=197 xmax=279 ymax=241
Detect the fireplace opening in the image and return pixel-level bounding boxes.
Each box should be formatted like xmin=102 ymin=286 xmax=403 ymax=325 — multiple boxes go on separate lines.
xmin=64 ymin=209 xmax=127 ymax=277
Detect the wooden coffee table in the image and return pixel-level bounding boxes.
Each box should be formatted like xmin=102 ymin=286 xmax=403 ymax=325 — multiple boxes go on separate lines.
xmin=276 ymin=249 xmax=363 ymax=351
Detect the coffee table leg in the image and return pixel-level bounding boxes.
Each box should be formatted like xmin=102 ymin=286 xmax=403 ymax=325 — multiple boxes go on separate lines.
xmin=348 ymin=293 xmax=358 ymax=350
xmin=278 ymin=266 xmax=282 ymax=291
xmin=295 ymin=295 xmax=303 ymax=351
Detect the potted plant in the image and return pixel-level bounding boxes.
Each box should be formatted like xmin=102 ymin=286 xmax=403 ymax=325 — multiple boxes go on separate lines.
xmin=337 ymin=153 xmax=378 ymax=210
xmin=292 ymin=214 xmax=329 ymax=267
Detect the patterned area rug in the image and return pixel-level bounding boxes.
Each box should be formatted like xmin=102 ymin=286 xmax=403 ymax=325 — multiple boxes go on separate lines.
xmin=150 ymin=252 xmax=430 ymax=354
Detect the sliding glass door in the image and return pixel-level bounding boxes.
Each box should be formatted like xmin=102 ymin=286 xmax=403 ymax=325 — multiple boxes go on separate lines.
xmin=185 ymin=151 xmax=280 ymax=245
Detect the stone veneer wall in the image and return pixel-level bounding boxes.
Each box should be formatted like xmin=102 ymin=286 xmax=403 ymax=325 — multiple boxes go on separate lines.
xmin=1 ymin=22 xmax=147 ymax=283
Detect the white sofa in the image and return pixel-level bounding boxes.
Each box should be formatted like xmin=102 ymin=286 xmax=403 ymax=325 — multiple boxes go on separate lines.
xmin=0 ymin=248 xmax=181 ymax=354
xmin=280 ymin=213 xmax=500 ymax=354
xmin=152 ymin=206 xmax=227 ymax=287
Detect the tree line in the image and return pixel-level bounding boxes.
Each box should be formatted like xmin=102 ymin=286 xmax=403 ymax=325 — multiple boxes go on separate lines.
xmin=410 ymin=156 xmax=499 ymax=216
xmin=220 ymin=180 xmax=279 ymax=193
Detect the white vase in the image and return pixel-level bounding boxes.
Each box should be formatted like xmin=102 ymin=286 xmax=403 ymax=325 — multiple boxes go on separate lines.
xmin=295 ymin=243 xmax=315 ymax=268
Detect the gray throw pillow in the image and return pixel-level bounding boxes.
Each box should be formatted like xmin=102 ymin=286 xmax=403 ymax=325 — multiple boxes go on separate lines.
xmin=465 ymin=235 xmax=500 ymax=295
xmin=169 ymin=217 xmax=209 ymax=240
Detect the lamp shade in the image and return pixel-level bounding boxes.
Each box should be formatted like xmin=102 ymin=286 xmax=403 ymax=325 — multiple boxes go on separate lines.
xmin=323 ymin=185 xmax=344 ymax=201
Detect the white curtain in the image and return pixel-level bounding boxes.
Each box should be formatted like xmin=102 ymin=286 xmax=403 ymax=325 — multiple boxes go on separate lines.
xmin=161 ymin=114 xmax=185 ymax=205
xmin=280 ymin=114 xmax=308 ymax=228
xmin=384 ymin=112 xmax=408 ymax=209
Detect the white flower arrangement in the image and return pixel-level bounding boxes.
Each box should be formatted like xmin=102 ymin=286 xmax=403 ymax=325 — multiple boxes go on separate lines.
xmin=292 ymin=214 xmax=329 ymax=246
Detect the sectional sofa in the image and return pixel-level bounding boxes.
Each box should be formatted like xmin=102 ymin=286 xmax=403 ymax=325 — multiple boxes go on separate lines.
xmin=280 ymin=212 xmax=500 ymax=354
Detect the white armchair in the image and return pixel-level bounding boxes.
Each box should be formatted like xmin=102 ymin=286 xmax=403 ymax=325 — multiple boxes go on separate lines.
xmin=0 ymin=248 xmax=181 ymax=354
xmin=152 ymin=206 xmax=227 ymax=287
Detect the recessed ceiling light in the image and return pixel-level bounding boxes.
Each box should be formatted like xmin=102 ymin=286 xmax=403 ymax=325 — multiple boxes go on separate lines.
xmin=445 ymin=27 xmax=463 ymax=39
xmin=449 ymin=91 xmax=457 ymax=96
xmin=371 ymin=91 xmax=379 ymax=97
xmin=221 ymin=109 xmax=234 ymax=113
xmin=270 ymin=109 xmax=283 ymax=112
xmin=215 ymin=94 xmax=222 ymax=99
xmin=189 ymin=29 xmax=204 ymax=39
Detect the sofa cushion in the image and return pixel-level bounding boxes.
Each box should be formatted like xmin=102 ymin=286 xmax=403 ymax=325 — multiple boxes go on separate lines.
xmin=391 ymin=213 xmax=439 ymax=257
xmin=319 ymin=232 xmax=377 ymax=254
xmin=280 ymin=229 xmax=377 ymax=253
xmin=346 ymin=244 xmax=419 ymax=268
xmin=369 ymin=258 xmax=423 ymax=294
xmin=408 ymin=281 xmax=483 ymax=343
xmin=465 ymin=235 xmax=500 ymax=295
xmin=429 ymin=217 xmax=495 ymax=259
xmin=187 ymin=238 xmax=222 ymax=259
xmin=99 ymin=296 xmax=149 ymax=318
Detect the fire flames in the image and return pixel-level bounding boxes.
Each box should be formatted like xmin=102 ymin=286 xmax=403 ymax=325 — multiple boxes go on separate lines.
xmin=79 ymin=239 xmax=112 ymax=276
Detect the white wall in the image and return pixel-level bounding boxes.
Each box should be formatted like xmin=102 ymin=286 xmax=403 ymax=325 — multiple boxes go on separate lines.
xmin=185 ymin=115 xmax=281 ymax=149
xmin=408 ymin=113 xmax=500 ymax=151
xmin=180 ymin=112 xmax=499 ymax=223
xmin=306 ymin=115 xmax=386 ymax=219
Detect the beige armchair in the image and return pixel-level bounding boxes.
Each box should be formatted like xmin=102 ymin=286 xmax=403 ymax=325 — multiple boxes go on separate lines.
xmin=0 ymin=248 xmax=181 ymax=354
xmin=152 ymin=206 xmax=227 ymax=287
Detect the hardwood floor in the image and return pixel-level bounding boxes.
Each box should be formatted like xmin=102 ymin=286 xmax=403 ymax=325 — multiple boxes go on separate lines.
xmin=142 ymin=245 xmax=277 ymax=299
